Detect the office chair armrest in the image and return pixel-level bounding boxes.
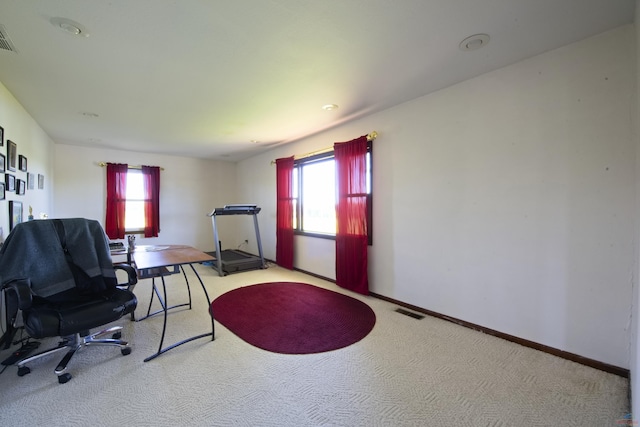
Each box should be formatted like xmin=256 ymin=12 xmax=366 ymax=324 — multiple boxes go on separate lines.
xmin=114 ymin=263 xmax=138 ymax=287
xmin=3 ymin=278 xmax=33 ymax=310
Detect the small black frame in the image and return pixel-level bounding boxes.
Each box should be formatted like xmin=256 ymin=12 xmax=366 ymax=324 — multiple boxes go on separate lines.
xmin=18 ymin=155 xmax=27 ymax=172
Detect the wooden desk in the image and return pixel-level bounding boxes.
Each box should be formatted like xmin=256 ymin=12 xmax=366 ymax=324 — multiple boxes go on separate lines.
xmin=132 ymin=245 xmax=215 ymax=362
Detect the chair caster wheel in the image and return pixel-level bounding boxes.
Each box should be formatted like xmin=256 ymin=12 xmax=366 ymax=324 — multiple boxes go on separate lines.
xmin=17 ymin=366 xmax=31 ymax=376
xmin=112 ymin=331 xmax=122 ymax=339
xmin=58 ymin=373 xmax=72 ymax=384
xmin=121 ymin=347 xmax=132 ymax=356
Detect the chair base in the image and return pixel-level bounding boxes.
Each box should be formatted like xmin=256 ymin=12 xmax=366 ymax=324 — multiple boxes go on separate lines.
xmin=16 ymin=325 xmax=132 ymax=383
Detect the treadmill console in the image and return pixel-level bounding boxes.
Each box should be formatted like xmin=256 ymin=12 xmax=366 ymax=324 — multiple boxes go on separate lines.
xmin=208 ymin=205 xmax=261 ymax=216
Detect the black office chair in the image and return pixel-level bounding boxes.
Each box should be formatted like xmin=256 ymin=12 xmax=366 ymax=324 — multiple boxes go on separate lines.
xmin=0 ymin=218 xmax=138 ymax=384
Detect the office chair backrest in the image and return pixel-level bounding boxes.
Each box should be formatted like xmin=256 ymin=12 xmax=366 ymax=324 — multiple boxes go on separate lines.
xmin=0 ymin=218 xmax=117 ymax=300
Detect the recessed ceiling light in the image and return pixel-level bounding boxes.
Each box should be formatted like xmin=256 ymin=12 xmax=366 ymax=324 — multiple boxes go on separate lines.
xmin=459 ymin=34 xmax=489 ymax=51
xmin=251 ymin=139 xmax=260 ymax=144
xmin=50 ymin=17 xmax=90 ymax=37
xmin=322 ymin=104 xmax=339 ymax=111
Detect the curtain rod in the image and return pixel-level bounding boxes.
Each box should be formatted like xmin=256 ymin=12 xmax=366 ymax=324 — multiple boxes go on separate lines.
xmin=270 ymin=131 xmax=377 ymax=165
xmin=97 ymin=162 xmax=165 ymax=171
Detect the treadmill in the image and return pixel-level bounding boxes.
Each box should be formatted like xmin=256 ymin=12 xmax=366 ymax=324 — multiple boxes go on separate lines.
xmin=207 ymin=204 xmax=266 ymax=276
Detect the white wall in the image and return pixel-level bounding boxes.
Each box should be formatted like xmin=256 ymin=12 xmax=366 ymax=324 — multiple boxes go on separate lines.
xmin=0 ymin=81 xmax=55 ymax=333
xmin=0 ymin=81 xmax=54 ymax=241
xmin=631 ymin=0 xmax=639 ymax=418
xmin=237 ymin=25 xmax=635 ymax=369
xmin=53 ymin=144 xmax=238 ymax=252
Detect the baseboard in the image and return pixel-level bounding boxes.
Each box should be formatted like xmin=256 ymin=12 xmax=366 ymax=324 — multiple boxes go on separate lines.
xmin=289 ymin=266 xmax=629 ymax=378
xmin=292 ymin=266 xmax=333 ymax=282
xmin=369 ymin=292 xmax=629 ymax=378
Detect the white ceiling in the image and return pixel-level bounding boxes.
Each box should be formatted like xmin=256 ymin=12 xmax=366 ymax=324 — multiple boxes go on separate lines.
xmin=0 ymin=1 xmax=635 ymax=162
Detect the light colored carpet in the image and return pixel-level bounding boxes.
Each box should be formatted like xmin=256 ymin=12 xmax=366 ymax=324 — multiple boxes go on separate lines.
xmin=0 ymin=265 xmax=629 ymax=426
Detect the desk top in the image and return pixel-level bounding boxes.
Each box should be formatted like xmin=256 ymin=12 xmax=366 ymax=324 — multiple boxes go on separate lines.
xmin=133 ymin=245 xmax=215 ymax=270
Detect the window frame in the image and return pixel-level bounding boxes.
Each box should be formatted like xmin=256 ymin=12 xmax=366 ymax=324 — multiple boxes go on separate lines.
xmin=293 ymin=142 xmax=372 ymax=244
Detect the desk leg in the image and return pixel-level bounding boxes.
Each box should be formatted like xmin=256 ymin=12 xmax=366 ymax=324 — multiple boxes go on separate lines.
xmin=188 ymin=263 xmax=214 ymax=342
xmin=143 ymin=263 xmax=214 ymax=362
xmin=179 ymin=266 xmax=192 ymax=310
xmin=146 ymin=277 xmax=164 ymax=317
xmin=144 ymin=275 xmax=169 ymax=362
xmin=137 ymin=270 xmax=192 ymax=322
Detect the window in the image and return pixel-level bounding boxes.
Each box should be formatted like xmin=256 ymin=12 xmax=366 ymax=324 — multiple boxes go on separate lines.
xmin=124 ymin=168 xmax=145 ymax=232
xmin=105 ymin=163 xmax=160 ymax=239
xmin=293 ymin=144 xmax=372 ymax=242
xmin=295 ymin=156 xmax=336 ymax=235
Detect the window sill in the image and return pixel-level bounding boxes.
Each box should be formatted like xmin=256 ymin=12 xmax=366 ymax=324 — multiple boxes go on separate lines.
xmin=125 ymin=229 xmax=144 ymax=235
xmin=294 ymin=231 xmax=336 ymax=241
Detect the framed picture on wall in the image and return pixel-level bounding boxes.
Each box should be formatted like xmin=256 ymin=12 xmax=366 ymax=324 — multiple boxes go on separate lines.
xmin=27 ymin=172 xmax=34 ymax=189
xmin=18 ymin=155 xmax=27 ymax=172
xmin=5 ymin=174 xmax=15 ymax=192
xmin=38 ymin=173 xmax=44 ymax=189
xmin=9 ymin=200 xmax=22 ymax=231
xmin=16 ymin=178 xmax=25 ymax=195
xmin=7 ymin=140 xmax=16 ymax=172
xmin=0 ymin=125 xmax=3 ymax=147
xmin=0 ymin=153 xmax=4 ymax=173
xmin=0 ymin=182 xmax=4 ymax=200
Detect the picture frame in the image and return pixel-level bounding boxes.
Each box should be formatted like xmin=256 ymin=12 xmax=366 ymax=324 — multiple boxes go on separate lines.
xmin=5 ymin=173 xmax=15 ymax=192
xmin=7 ymin=139 xmax=16 ymax=172
xmin=0 ymin=125 xmax=3 ymax=147
xmin=18 ymin=154 xmax=27 ymax=172
xmin=0 ymin=182 xmax=4 ymax=201
xmin=0 ymin=153 xmax=4 ymax=173
xmin=38 ymin=173 xmax=44 ymax=189
xmin=27 ymin=172 xmax=35 ymax=190
xmin=16 ymin=178 xmax=25 ymax=195
xmin=9 ymin=200 xmax=22 ymax=231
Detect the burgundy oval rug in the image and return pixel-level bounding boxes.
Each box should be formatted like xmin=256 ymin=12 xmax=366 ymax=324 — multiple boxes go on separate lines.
xmin=210 ymin=282 xmax=376 ymax=354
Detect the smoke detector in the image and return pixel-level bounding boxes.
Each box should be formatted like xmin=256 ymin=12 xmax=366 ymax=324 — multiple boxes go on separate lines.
xmin=50 ymin=17 xmax=90 ymax=37
xmin=459 ymin=34 xmax=489 ymax=51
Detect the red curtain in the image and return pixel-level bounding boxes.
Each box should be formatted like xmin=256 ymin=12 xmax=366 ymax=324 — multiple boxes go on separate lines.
xmin=334 ymin=136 xmax=369 ymax=295
xmin=276 ymin=156 xmax=295 ymax=269
xmin=142 ymin=166 xmax=161 ymax=237
xmin=105 ymin=163 xmax=128 ymax=239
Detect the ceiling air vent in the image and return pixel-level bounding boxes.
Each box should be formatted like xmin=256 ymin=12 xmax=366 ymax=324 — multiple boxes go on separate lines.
xmin=0 ymin=25 xmax=18 ymax=53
